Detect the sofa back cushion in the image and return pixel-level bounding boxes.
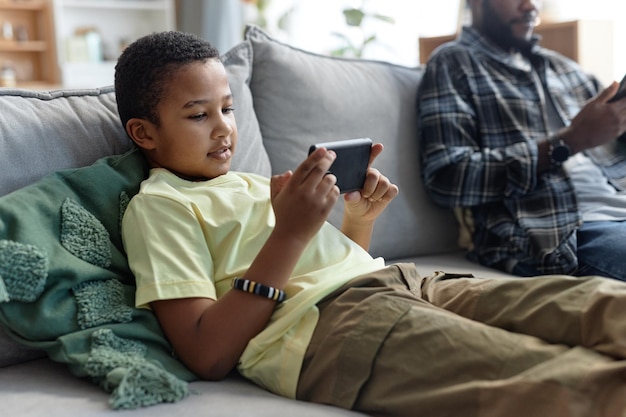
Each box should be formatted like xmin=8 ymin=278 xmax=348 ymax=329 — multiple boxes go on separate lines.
xmin=0 ymin=87 xmax=132 ymax=197
xmin=0 ymin=47 xmax=272 ymax=199
xmin=244 ymin=26 xmax=458 ymax=260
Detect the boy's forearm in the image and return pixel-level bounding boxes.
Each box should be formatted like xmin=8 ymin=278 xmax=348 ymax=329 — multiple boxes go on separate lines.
xmin=155 ymin=228 xmax=309 ymax=380
xmin=341 ymin=215 xmax=374 ymax=251
xmin=243 ymin=226 xmax=310 ymax=288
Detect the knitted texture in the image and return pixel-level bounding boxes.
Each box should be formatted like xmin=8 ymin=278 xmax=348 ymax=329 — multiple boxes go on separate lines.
xmin=0 ymin=239 xmax=47 ymax=302
xmin=85 ymin=328 xmax=147 ymax=379
xmin=73 ymin=279 xmax=133 ymax=329
xmin=60 ymin=198 xmax=111 ymax=268
xmin=109 ymin=361 xmax=189 ymax=409
xmin=0 ymin=278 xmax=8 ymax=303
xmin=84 ymin=329 xmax=189 ymax=409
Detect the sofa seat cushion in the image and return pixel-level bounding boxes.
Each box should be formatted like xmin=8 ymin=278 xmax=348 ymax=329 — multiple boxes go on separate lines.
xmin=394 ymin=251 xmax=515 ymax=280
xmin=0 ymin=358 xmax=365 ymax=416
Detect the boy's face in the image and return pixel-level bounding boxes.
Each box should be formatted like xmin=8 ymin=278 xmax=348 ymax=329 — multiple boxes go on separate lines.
xmin=139 ymin=59 xmax=238 ymax=181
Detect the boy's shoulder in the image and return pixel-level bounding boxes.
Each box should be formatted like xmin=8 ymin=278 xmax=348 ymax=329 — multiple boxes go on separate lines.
xmin=136 ymin=170 xmax=270 ymax=200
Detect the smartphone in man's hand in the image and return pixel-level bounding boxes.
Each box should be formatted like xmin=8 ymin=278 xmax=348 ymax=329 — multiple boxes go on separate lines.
xmin=308 ymin=138 xmax=372 ymax=193
xmin=609 ymin=73 xmax=626 ymax=102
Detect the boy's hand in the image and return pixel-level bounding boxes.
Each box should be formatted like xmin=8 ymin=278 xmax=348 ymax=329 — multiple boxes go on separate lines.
xmin=270 ymin=147 xmax=340 ymax=245
xmin=341 ymin=143 xmax=398 ymax=250
xmin=344 ymin=143 xmax=399 ymax=223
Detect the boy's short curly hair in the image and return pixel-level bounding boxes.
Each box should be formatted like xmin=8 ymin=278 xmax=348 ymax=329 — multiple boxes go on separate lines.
xmin=114 ymin=31 xmax=220 ymax=130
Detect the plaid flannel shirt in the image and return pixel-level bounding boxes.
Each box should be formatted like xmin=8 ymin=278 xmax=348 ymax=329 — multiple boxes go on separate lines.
xmin=418 ymin=26 xmax=626 ymax=275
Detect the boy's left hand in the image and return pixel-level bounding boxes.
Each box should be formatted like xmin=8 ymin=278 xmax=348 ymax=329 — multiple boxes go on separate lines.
xmin=343 ymin=143 xmax=399 ymax=223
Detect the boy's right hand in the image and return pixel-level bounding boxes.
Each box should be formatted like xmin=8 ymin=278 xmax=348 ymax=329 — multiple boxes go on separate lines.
xmin=270 ymin=147 xmax=340 ymax=244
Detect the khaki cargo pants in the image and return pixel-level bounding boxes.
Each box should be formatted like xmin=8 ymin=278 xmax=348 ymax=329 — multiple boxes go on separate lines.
xmin=297 ymin=263 xmax=626 ymax=417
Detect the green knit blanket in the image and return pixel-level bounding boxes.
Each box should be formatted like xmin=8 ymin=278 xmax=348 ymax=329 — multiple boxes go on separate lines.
xmin=0 ymin=149 xmax=197 ymax=409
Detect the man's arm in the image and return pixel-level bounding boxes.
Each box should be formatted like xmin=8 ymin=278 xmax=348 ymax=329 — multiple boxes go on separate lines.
xmin=418 ymin=58 xmax=540 ymax=208
xmin=537 ymin=81 xmax=626 ymax=172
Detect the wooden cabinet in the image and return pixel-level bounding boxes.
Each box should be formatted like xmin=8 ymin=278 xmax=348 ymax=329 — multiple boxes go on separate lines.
xmin=0 ymin=0 xmax=59 ymax=88
xmin=53 ymin=0 xmax=175 ymax=88
xmin=419 ymin=20 xmax=615 ymax=85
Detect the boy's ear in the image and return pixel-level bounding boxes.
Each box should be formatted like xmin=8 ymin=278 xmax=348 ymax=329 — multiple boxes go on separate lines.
xmin=125 ymin=118 xmax=156 ymax=150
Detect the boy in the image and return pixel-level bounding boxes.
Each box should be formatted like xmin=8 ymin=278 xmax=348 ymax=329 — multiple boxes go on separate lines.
xmin=118 ymin=31 xmax=626 ymax=416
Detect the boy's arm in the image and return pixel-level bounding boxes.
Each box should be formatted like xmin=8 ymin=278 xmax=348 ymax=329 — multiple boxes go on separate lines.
xmin=151 ymin=229 xmax=309 ymax=379
xmin=341 ymin=143 xmax=399 ymax=251
xmin=151 ymin=148 xmax=339 ymax=380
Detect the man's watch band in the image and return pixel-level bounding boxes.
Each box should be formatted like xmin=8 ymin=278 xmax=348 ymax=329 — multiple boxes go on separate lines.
xmin=548 ymin=135 xmax=571 ymax=169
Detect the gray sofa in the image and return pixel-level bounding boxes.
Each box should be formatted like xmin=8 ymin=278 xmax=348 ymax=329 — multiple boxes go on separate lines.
xmin=0 ymin=26 xmax=511 ymax=416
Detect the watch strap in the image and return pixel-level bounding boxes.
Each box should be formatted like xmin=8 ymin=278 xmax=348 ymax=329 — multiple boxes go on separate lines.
xmin=548 ymin=135 xmax=571 ymax=169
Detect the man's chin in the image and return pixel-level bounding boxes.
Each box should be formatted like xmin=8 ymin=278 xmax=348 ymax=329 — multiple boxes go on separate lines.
xmin=494 ymin=33 xmax=534 ymax=52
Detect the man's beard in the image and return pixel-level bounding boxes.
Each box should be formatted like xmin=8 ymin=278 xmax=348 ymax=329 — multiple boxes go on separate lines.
xmin=482 ymin=0 xmax=535 ymax=52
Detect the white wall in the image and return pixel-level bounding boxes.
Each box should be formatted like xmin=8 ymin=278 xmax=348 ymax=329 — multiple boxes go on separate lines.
xmin=257 ymin=0 xmax=460 ymax=67
xmin=256 ymin=0 xmax=624 ymax=80
xmin=541 ymin=0 xmax=626 ymax=82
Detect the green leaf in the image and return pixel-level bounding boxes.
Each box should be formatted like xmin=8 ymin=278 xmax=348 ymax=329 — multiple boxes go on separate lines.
xmin=371 ymin=14 xmax=395 ymax=24
xmin=277 ymin=8 xmax=295 ymax=31
xmin=331 ymin=32 xmax=353 ymax=45
xmin=343 ymin=8 xmax=364 ymax=26
xmin=363 ymin=34 xmax=377 ymax=45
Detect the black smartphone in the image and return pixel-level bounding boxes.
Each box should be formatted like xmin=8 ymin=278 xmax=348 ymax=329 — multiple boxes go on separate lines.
xmin=609 ymin=73 xmax=626 ymax=102
xmin=308 ymin=138 xmax=372 ymax=193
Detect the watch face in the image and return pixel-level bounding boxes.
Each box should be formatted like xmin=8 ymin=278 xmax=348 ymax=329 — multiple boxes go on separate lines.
xmin=552 ymin=144 xmax=570 ymax=162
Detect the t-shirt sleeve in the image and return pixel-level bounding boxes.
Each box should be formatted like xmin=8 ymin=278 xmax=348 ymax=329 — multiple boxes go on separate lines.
xmin=122 ymin=193 xmax=217 ymax=308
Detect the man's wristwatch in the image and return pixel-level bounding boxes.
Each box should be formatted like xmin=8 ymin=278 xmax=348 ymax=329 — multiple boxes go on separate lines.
xmin=548 ymin=135 xmax=571 ymax=169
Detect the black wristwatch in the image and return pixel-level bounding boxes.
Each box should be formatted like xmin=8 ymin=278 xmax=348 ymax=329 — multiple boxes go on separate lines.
xmin=548 ymin=135 xmax=571 ymax=169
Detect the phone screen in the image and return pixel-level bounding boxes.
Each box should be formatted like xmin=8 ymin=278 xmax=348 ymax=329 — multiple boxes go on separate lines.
xmin=308 ymin=138 xmax=372 ymax=193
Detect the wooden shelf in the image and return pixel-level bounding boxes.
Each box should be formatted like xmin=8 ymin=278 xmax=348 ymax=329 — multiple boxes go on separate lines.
xmin=60 ymin=0 xmax=171 ymax=11
xmin=0 ymin=0 xmax=59 ymax=86
xmin=0 ymin=39 xmax=46 ymax=51
xmin=0 ymin=0 xmax=47 ymax=11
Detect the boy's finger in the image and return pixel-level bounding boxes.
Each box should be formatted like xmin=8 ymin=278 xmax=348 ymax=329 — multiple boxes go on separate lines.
xmin=368 ymin=143 xmax=384 ymax=167
xmin=293 ymin=147 xmax=336 ymax=187
xmin=270 ymin=171 xmax=292 ymax=199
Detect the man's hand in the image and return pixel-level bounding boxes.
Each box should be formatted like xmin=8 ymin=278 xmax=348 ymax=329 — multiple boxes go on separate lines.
xmin=561 ymin=81 xmax=626 ymax=153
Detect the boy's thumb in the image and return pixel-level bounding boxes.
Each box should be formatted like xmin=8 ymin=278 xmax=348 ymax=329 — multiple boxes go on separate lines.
xmin=270 ymin=171 xmax=293 ymax=199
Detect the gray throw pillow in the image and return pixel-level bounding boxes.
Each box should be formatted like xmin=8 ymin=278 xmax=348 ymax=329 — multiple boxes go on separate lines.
xmin=244 ymin=25 xmax=458 ymax=261
xmin=221 ymin=40 xmax=272 ymax=177
xmin=0 ymin=326 xmax=45 ymax=367
xmin=0 ymin=87 xmax=133 ymax=197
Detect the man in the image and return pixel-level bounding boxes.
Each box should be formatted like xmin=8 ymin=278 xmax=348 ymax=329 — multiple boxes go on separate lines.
xmin=417 ymin=0 xmax=626 ymax=279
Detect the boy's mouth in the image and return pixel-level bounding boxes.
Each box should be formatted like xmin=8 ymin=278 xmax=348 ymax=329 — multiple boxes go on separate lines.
xmin=208 ymin=145 xmax=232 ymax=160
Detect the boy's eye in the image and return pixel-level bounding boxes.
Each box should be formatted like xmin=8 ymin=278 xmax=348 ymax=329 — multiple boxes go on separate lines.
xmin=223 ymin=107 xmax=235 ymax=114
xmin=190 ymin=113 xmax=206 ymax=120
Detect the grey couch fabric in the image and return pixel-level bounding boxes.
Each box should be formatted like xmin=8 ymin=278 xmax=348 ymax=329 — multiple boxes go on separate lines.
xmin=245 ymin=26 xmax=459 ymax=260
xmin=0 ymin=25 xmax=510 ymax=415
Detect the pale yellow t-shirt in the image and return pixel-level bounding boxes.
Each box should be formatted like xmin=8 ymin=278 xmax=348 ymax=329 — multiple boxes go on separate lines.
xmin=122 ymin=168 xmax=385 ymax=398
